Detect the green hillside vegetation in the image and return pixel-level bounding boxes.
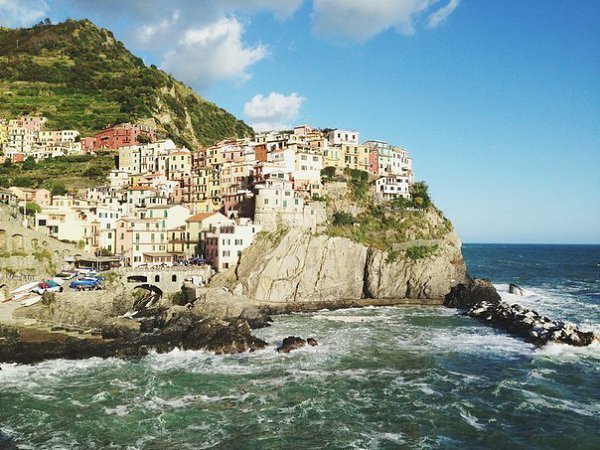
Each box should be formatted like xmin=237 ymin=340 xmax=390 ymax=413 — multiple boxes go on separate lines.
xmin=0 ymin=154 xmax=115 ymax=193
xmin=324 ymin=172 xmax=452 ymax=259
xmin=0 ymin=19 xmax=254 ymax=147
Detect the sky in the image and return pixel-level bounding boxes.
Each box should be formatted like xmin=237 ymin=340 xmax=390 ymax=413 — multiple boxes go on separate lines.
xmin=1 ymin=0 xmax=599 ymax=244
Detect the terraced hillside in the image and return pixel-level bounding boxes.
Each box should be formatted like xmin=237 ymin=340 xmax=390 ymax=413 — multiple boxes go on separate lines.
xmin=0 ymin=19 xmax=254 ymax=147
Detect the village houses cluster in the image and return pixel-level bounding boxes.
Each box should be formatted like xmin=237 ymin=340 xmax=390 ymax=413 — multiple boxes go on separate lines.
xmin=1 ymin=117 xmax=414 ymax=271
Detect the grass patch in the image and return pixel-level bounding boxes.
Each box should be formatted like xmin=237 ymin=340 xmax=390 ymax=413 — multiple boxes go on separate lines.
xmin=405 ymin=245 xmax=439 ymax=260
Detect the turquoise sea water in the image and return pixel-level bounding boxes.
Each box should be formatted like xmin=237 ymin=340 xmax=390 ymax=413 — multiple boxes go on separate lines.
xmin=1 ymin=244 xmax=599 ymax=449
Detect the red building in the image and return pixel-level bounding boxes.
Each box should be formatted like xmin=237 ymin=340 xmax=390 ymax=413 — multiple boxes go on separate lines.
xmin=368 ymin=147 xmax=379 ymax=175
xmin=85 ymin=123 xmax=156 ymax=150
xmin=254 ymin=144 xmax=267 ymax=162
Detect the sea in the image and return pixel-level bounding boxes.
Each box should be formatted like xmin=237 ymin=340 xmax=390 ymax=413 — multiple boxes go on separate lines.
xmin=1 ymin=244 xmax=599 ymax=449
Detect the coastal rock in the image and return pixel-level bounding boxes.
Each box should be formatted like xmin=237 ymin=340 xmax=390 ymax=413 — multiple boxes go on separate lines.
xmin=307 ymin=337 xmax=319 ymax=346
xmin=443 ymin=278 xmax=501 ymax=309
xmin=211 ymin=223 xmax=467 ymax=302
xmin=467 ymin=301 xmax=595 ymax=347
xmin=0 ymin=305 xmax=268 ymax=364
xmin=509 ymin=283 xmax=525 ymax=296
xmin=189 ymin=287 xmax=272 ymax=328
xmin=183 ymin=318 xmax=267 ymax=354
xmin=277 ymin=336 xmax=307 ymax=353
xmin=13 ymin=282 xmax=136 ymax=329
xmin=101 ymin=317 xmax=141 ymax=340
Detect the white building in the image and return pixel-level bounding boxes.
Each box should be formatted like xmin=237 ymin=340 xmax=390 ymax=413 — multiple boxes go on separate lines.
xmin=373 ymin=174 xmax=412 ymax=200
xmin=328 ymin=129 xmax=360 ymax=145
xmin=204 ymin=218 xmax=261 ymax=271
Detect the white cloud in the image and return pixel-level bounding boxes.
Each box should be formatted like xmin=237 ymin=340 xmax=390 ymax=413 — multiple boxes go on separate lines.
xmin=428 ymin=0 xmax=459 ymax=28
xmin=0 ymin=0 xmax=48 ymax=27
xmin=243 ymin=92 xmax=305 ymax=131
xmin=138 ymin=10 xmax=180 ymax=44
xmin=312 ymin=0 xmax=459 ymax=42
xmin=161 ymin=17 xmax=267 ymax=88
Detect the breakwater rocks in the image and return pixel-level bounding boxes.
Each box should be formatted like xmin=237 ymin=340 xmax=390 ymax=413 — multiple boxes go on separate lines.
xmin=0 ymin=312 xmax=267 ymax=365
xmin=468 ymin=301 xmax=595 ymax=347
xmin=444 ymin=279 xmax=596 ymax=347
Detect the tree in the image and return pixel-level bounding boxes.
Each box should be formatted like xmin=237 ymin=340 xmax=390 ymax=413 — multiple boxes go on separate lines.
xmin=13 ymin=176 xmax=34 ymax=187
xmin=51 ymin=183 xmax=67 ymax=196
xmin=22 ymin=156 xmax=37 ymax=170
xmin=97 ymin=248 xmax=113 ymax=257
xmin=321 ymin=166 xmax=336 ymax=179
xmin=83 ymin=166 xmax=105 ymax=177
xmin=137 ymin=134 xmax=152 ymax=144
xmin=20 ymin=202 xmax=41 ymax=216
xmin=332 ymin=211 xmax=355 ymax=226
xmin=410 ymin=181 xmax=431 ymax=208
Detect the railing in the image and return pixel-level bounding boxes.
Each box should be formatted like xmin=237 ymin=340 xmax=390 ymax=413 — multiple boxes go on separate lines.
xmin=112 ymin=265 xmax=211 ymax=273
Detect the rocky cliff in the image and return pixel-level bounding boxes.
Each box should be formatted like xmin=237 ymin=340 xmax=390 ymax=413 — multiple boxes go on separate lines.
xmin=212 ymin=207 xmax=468 ymax=302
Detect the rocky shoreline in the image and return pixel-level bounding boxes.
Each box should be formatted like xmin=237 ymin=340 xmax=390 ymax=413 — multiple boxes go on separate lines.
xmin=1 ymin=278 xmax=596 ymax=366
xmin=444 ymin=279 xmax=596 ymax=347
xmin=0 ymin=293 xmax=446 ymax=365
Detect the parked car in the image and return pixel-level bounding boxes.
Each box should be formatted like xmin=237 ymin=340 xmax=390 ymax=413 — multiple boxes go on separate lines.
xmin=70 ymin=279 xmax=101 ymax=291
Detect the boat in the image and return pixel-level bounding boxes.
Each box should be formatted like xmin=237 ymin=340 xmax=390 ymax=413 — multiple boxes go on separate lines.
xmin=20 ymin=294 xmax=42 ymax=307
xmin=9 ymin=282 xmax=39 ymax=296
xmin=13 ymin=290 xmax=38 ymax=301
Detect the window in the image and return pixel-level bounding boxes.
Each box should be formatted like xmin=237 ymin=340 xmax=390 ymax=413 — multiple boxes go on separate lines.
xmin=155 ymin=275 xmax=160 ymax=282
xmin=172 ymin=275 xmax=177 ymax=282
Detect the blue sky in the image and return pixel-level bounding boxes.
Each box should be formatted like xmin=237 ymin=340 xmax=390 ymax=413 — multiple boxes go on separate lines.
xmin=1 ymin=1 xmax=599 ymax=244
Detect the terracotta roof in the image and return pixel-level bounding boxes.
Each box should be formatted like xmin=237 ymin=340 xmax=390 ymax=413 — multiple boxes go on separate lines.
xmin=186 ymin=212 xmax=218 ymax=222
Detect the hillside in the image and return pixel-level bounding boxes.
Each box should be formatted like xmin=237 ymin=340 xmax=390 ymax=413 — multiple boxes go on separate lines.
xmin=0 ymin=154 xmax=115 ymax=192
xmin=0 ymin=19 xmax=254 ymax=147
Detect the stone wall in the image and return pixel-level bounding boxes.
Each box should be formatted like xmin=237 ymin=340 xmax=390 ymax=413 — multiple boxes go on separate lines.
xmin=255 ymin=202 xmax=327 ymax=233
xmin=0 ymin=205 xmax=88 ymax=288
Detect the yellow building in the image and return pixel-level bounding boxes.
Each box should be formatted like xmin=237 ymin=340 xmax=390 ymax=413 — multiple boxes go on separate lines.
xmin=341 ymin=144 xmax=370 ymax=172
xmin=183 ymin=211 xmax=231 ymax=257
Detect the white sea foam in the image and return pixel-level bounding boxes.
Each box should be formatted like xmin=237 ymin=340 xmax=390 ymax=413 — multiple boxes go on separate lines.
xmin=361 ymin=430 xmax=406 ymax=446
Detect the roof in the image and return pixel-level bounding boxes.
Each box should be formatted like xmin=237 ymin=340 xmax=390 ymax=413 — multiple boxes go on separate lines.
xmin=129 ymin=186 xmax=155 ymax=191
xmin=186 ymin=212 xmax=218 ymax=223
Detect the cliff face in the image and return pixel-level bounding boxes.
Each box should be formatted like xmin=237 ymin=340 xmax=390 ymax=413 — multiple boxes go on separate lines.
xmin=212 ymin=208 xmax=468 ymax=302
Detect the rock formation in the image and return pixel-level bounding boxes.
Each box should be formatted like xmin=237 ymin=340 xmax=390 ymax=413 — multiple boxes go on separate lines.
xmin=0 ymin=309 xmax=267 ymax=365
xmin=468 ymin=301 xmax=595 ymax=347
xmin=211 ymin=220 xmax=467 ymax=303
xmin=443 ymin=278 xmax=501 ymax=309
xmin=444 ymin=279 xmax=596 ymax=347
xmin=276 ymin=336 xmax=319 ymax=353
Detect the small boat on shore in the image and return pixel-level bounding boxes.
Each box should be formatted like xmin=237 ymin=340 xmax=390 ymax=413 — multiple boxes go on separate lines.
xmin=20 ymin=294 xmax=42 ymax=307
xmin=9 ymin=282 xmax=39 ymax=296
